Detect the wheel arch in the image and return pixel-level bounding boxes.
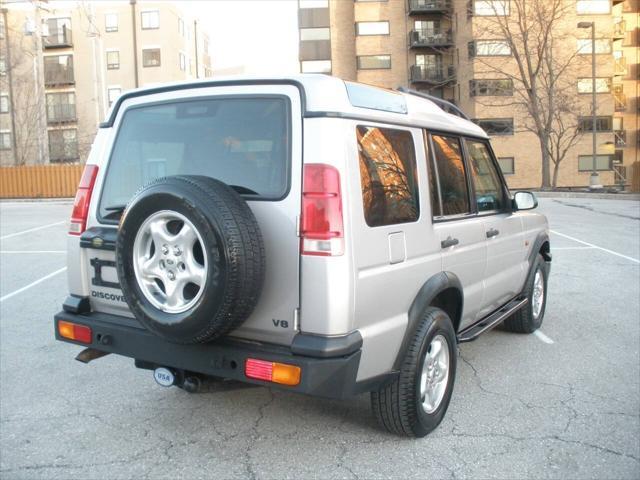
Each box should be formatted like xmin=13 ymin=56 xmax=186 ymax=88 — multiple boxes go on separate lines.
xmin=393 ymin=272 xmax=463 ymax=370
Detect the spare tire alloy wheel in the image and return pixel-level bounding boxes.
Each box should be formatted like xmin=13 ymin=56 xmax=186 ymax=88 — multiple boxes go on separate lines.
xmin=116 ymin=175 xmax=266 ymax=344
xmin=133 ymin=210 xmax=208 ymax=314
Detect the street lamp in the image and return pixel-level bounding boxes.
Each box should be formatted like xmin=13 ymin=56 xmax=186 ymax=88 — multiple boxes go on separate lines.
xmin=577 ymin=21 xmax=602 ymax=189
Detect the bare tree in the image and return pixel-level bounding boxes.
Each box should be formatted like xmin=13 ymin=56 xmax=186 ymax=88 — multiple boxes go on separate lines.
xmin=1 ymin=18 xmax=48 ymax=166
xmin=470 ymin=0 xmax=585 ymax=189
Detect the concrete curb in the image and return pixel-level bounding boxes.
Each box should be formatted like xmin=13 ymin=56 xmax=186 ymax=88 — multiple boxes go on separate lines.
xmin=532 ymin=191 xmax=640 ymax=201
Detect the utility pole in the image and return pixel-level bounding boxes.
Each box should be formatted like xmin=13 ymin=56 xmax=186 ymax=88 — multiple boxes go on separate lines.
xmin=130 ymin=0 xmax=139 ymax=87
xmin=194 ymin=20 xmax=199 ymax=79
xmin=1 ymin=7 xmax=18 ymax=165
xmin=578 ymin=21 xmax=602 ymax=189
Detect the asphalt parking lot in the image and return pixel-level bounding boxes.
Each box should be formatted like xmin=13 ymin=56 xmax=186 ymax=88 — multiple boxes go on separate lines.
xmin=1 ymin=197 xmax=638 ymax=480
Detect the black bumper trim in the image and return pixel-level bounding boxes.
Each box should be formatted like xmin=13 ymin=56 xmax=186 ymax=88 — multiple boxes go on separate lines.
xmin=54 ymin=311 xmax=362 ymax=399
xmin=291 ymin=330 xmax=363 ymax=358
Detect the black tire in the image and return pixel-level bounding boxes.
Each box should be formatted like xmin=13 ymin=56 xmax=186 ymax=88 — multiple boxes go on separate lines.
xmin=116 ymin=175 xmax=265 ymax=344
xmin=371 ymin=307 xmax=457 ymax=437
xmin=503 ymin=253 xmax=548 ymax=334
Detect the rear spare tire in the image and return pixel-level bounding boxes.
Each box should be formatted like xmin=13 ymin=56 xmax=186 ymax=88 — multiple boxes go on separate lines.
xmin=116 ymin=175 xmax=265 ymax=344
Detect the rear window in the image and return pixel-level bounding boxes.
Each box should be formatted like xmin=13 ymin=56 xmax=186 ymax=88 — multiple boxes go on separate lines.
xmin=98 ymin=96 xmax=290 ymax=221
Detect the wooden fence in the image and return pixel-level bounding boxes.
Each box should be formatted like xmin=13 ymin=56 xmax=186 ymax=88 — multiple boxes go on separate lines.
xmin=0 ymin=165 xmax=83 ymax=198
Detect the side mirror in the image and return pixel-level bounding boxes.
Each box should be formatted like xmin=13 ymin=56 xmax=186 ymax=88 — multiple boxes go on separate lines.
xmin=513 ymin=191 xmax=538 ymax=211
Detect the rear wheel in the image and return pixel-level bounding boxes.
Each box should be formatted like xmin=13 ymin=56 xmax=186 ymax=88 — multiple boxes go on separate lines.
xmin=371 ymin=307 xmax=457 ymax=437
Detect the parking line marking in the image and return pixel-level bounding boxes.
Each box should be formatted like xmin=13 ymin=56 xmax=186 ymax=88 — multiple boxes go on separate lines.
xmin=0 ymin=267 xmax=67 ymax=303
xmin=533 ymin=330 xmax=555 ymax=344
xmin=550 ymin=230 xmax=640 ymax=264
xmin=552 ymin=246 xmax=595 ymax=250
xmin=0 ymin=250 xmax=65 ymax=254
xmin=0 ymin=221 xmax=66 ymax=240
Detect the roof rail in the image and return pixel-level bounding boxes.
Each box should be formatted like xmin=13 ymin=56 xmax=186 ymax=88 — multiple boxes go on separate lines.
xmin=396 ymin=87 xmax=470 ymax=121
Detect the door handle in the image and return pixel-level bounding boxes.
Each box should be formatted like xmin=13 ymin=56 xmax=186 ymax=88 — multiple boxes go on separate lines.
xmin=486 ymin=228 xmax=500 ymax=238
xmin=441 ymin=236 xmax=459 ymax=249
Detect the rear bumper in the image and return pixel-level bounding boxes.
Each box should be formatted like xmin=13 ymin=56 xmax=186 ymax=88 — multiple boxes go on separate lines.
xmin=53 ymin=311 xmax=363 ymax=399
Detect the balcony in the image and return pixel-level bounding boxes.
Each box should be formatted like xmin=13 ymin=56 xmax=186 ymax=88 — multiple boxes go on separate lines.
xmin=408 ymin=0 xmax=451 ymax=15
xmin=46 ymin=104 xmax=76 ymax=124
xmin=614 ymin=92 xmax=627 ymax=111
xmin=613 ymin=20 xmax=626 ymax=39
xmin=43 ymin=26 xmax=73 ymax=48
xmin=614 ymin=130 xmax=626 ymax=148
xmin=44 ymin=57 xmax=74 ymax=87
xmin=409 ymin=30 xmax=454 ymax=49
xmin=614 ymin=57 xmax=627 ymax=76
xmin=410 ymin=64 xmax=456 ymax=84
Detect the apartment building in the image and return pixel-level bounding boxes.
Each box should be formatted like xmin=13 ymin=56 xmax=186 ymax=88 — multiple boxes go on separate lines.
xmin=0 ymin=1 xmax=213 ymax=166
xmin=298 ymin=0 xmax=639 ymax=190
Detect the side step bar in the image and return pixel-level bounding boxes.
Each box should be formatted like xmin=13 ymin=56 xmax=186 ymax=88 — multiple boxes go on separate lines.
xmin=457 ymin=297 xmax=528 ymax=343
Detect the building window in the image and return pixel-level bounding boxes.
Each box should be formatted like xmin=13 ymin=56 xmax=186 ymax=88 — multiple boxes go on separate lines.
xmin=0 ymin=130 xmax=11 ymax=150
xmin=107 ymin=87 xmax=121 ymax=107
xmin=141 ymin=11 xmax=159 ymax=29
xmin=474 ymin=0 xmax=510 ymax=16
xmin=106 ymin=50 xmax=120 ymax=70
xmin=0 ymin=57 xmax=5 ymax=76
xmin=44 ymin=55 xmax=74 ymax=86
xmin=299 ymin=0 xmax=329 ymax=8
xmin=48 ymin=129 xmax=78 ymax=162
xmin=356 ymin=21 xmax=390 ymax=36
xmin=470 ymin=79 xmax=513 ymax=96
xmin=577 ymin=77 xmax=611 ymax=93
xmin=357 ymin=126 xmax=420 ymax=226
xmin=179 ymin=52 xmax=186 ymax=71
xmin=577 ymin=38 xmax=611 ymax=54
xmin=301 ymin=59 xmax=331 ymax=73
xmin=0 ymin=15 xmax=5 ymax=39
xmin=142 ymin=48 xmax=161 ymax=67
xmin=474 ymin=118 xmax=514 ymax=135
xmin=178 ymin=17 xmax=184 ymax=36
xmin=44 ymin=18 xmax=72 ymax=48
xmin=578 ymin=116 xmax=612 ymax=132
xmin=105 ymin=13 xmax=118 ymax=32
xmin=357 ymin=55 xmax=391 ymax=70
xmin=300 ymin=27 xmax=330 ymax=41
xmin=498 ymin=157 xmax=514 ymax=175
xmin=576 ymin=0 xmax=610 ymax=15
xmin=578 ymin=155 xmax=611 ymax=171
xmin=46 ymin=93 xmax=76 ymax=123
xmin=430 ymin=135 xmax=470 ymax=216
xmin=470 ymin=40 xmax=511 ymax=56
xmin=0 ymin=94 xmax=8 ymax=113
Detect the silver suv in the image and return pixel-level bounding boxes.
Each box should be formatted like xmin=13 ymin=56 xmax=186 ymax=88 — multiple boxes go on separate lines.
xmin=54 ymin=75 xmax=551 ymax=437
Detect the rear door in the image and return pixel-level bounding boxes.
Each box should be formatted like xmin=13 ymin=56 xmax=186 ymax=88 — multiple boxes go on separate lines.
xmin=464 ymin=138 xmax=526 ymax=316
xmin=427 ymin=133 xmax=487 ymax=329
xmin=82 ymin=84 xmax=302 ymax=346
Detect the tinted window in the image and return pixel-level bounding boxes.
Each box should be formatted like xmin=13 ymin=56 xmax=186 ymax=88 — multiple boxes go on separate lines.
xmin=424 ymin=132 xmax=442 ymax=217
xmin=465 ymin=140 xmax=506 ymax=212
xmin=357 ymin=126 xmax=419 ymax=227
xmin=99 ymin=97 xmax=290 ymax=220
xmin=430 ymin=135 xmax=470 ymax=216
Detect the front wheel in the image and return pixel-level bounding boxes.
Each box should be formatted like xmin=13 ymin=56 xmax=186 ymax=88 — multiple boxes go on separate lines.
xmin=503 ymin=253 xmax=548 ymax=333
xmin=371 ymin=307 xmax=457 ymax=437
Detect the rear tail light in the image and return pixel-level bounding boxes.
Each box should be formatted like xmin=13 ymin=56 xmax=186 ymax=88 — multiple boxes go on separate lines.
xmin=245 ymin=358 xmax=301 ymax=386
xmin=69 ymin=164 xmax=99 ymax=235
xmin=301 ymin=164 xmax=344 ymax=256
xmin=58 ymin=320 xmax=93 ymax=344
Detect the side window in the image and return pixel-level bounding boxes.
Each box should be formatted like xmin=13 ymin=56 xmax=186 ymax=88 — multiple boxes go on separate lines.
xmin=465 ymin=139 xmax=506 ymax=212
xmin=424 ymin=131 xmax=442 ymax=217
xmin=357 ymin=126 xmax=420 ymax=227
xmin=430 ymin=134 xmax=470 ymax=216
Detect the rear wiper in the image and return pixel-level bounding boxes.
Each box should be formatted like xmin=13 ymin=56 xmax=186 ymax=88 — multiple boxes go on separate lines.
xmin=230 ymin=185 xmax=259 ymax=195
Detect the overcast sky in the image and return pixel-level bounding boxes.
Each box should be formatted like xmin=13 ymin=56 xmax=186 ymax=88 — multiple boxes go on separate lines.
xmin=184 ymin=0 xmax=300 ymax=75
